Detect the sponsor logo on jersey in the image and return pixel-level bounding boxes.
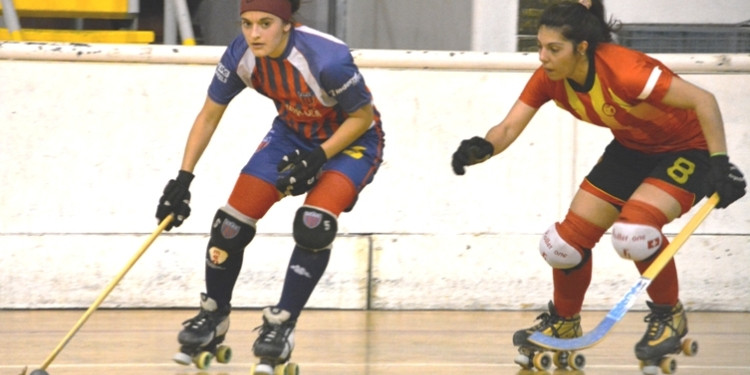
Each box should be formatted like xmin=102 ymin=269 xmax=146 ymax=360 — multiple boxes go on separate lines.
xmin=328 ymin=72 xmax=362 ymax=97
xmin=215 ymin=62 xmax=230 ymax=83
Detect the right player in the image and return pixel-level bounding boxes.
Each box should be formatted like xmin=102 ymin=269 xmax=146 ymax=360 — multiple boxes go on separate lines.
xmin=451 ymin=0 xmax=746 ymax=372
xmin=154 ymin=0 xmax=385 ymax=373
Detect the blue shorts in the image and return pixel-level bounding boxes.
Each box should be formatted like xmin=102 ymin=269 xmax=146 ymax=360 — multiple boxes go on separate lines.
xmin=241 ymin=120 xmax=385 ymax=192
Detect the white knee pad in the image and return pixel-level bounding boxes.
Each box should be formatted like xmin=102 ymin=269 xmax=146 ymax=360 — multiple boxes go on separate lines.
xmin=611 ymin=222 xmax=663 ymax=261
xmin=539 ymin=224 xmax=583 ymax=269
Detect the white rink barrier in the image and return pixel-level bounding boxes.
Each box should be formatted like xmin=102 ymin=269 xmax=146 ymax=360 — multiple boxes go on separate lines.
xmin=1 ymin=43 xmax=749 ymax=311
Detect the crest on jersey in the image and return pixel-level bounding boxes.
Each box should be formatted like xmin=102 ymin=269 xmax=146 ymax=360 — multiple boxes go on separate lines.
xmin=302 ymin=210 xmax=323 ymax=228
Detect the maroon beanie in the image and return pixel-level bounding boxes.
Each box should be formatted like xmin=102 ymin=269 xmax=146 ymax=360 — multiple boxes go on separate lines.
xmin=240 ymin=0 xmax=292 ymax=21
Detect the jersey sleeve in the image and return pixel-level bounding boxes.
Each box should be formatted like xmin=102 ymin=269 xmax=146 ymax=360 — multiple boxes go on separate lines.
xmin=319 ymin=57 xmax=372 ymax=114
xmin=207 ymin=36 xmax=248 ymax=105
xmin=612 ymin=51 xmax=674 ymax=105
xmin=518 ymin=68 xmax=553 ymax=109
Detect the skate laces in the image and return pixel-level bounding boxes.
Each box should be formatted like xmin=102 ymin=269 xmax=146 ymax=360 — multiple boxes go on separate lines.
xmin=184 ymin=310 xmax=215 ymax=331
xmin=643 ymin=311 xmax=674 ymax=339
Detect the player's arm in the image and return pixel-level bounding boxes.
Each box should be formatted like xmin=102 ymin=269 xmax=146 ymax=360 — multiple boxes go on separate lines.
xmin=452 ymin=100 xmax=536 ymax=175
xmin=661 ymin=76 xmax=746 ymax=208
xmin=484 ymin=99 xmax=538 ymax=155
xmin=660 ymin=76 xmax=726 ymax=155
xmin=181 ymin=96 xmax=229 ymax=173
xmin=320 ymin=103 xmax=373 ymax=158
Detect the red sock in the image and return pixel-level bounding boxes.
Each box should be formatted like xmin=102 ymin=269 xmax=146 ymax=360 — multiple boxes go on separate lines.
xmin=553 ymin=211 xmax=606 ymax=317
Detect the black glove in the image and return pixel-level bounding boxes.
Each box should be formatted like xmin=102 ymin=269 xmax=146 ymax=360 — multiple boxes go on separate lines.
xmin=156 ymin=170 xmax=194 ymax=230
xmin=451 ymin=136 xmax=494 ymax=175
xmin=276 ymin=147 xmax=328 ymax=196
xmin=707 ymin=154 xmax=746 ymax=209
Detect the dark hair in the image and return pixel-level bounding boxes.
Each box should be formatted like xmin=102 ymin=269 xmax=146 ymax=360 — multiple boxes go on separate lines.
xmin=538 ymin=0 xmax=620 ymax=55
xmin=289 ymin=0 xmax=301 ymax=14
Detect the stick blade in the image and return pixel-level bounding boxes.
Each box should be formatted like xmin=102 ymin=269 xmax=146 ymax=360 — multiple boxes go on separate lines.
xmin=528 ymin=317 xmax=615 ymax=350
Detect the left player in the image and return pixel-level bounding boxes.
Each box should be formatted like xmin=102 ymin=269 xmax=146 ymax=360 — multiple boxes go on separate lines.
xmin=451 ymin=0 xmax=746 ymax=370
xmin=155 ymin=0 xmax=385 ymax=373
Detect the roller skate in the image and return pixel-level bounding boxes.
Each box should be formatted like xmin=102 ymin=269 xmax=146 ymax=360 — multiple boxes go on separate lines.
xmin=513 ymin=301 xmax=586 ymax=371
xmin=172 ymin=293 xmax=232 ymax=369
xmin=250 ymin=307 xmax=299 ymax=375
xmin=635 ymin=301 xmax=698 ymax=375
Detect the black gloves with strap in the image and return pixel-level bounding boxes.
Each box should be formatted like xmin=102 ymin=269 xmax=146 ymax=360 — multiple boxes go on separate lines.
xmin=451 ymin=136 xmax=494 ymax=175
xmin=276 ymin=146 xmax=328 ymax=196
xmin=156 ymin=170 xmax=194 ymax=230
xmin=707 ymin=154 xmax=746 ymax=209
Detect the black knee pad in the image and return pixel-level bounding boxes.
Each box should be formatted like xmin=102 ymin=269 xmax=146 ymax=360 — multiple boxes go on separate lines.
xmin=207 ymin=207 xmax=256 ymax=269
xmin=293 ymin=205 xmax=337 ymax=251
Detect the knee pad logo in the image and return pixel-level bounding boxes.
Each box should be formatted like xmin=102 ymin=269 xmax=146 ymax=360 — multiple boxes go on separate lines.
xmin=220 ymin=219 xmax=241 ymax=239
xmin=303 ymin=210 xmax=324 ymax=229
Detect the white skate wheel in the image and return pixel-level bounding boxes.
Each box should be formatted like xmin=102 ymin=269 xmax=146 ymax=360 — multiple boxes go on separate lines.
xmin=252 ymin=363 xmax=274 ymax=375
xmin=641 ymin=364 xmax=659 ymax=375
xmin=173 ymin=352 xmax=192 ymax=365
xmin=514 ymin=353 xmax=531 ymax=368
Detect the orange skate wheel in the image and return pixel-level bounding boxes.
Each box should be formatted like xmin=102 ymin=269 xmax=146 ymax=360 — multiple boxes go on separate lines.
xmin=552 ymin=351 xmax=568 ymax=369
xmin=659 ymin=357 xmax=677 ymax=374
xmin=532 ymin=352 xmax=552 ymax=371
xmin=568 ymin=351 xmax=586 ymax=370
xmin=681 ymin=338 xmax=698 ymax=356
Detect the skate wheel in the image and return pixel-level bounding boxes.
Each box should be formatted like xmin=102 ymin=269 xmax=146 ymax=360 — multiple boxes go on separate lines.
xmin=172 ymin=351 xmax=191 ymax=366
xmin=215 ymin=344 xmax=232 ymax=363
xmin=532 ymin=351 xmax=552 ymax=371
xmin=641 ymin=363 xmax=659 ymax=375
xmin=193 ymin=351 xmax=213 ymax=369
xmin=568 ymin=351 xmax=586 ymax=370
xmin=279 ymin=362 xmax=299 ymax=375
xmin=513 ymin=353 xmax=532 ymax=369
xmin=252 ymin=363 xmax=274 ymax=375
xmin=660 ymin=357 xmax=677 ymax=374
xmin=681 ymin=338 xmax=698 ymax=356
xmin=552 ymin=351 xmax=569 ymax=369
xmin=513 ymin=354 xmax=531 ymax=369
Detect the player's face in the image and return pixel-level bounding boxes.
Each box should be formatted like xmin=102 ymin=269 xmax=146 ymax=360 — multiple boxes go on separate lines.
xmin=240 ymin=11 xmax=292 ymax=58
xmin=536 ymin=26 xmax=584 ymax=82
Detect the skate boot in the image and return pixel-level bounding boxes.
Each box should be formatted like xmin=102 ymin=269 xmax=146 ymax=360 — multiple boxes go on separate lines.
xmin=250 ymin=306 xmax=299 ymax=375
xmin=513 ymin=301 xmax=586 ymax=371
xmin=635 ymin=300 xmax=698 ymax=375
xmin=172 ymin=293 xmax=232 ymax=369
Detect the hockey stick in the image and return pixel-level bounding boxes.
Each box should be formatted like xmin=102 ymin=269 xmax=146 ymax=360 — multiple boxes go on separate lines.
xmin=528 ymin=193 xmax=719 ymax=351
xmin=20 ymin=215 xmax=174 ymax=375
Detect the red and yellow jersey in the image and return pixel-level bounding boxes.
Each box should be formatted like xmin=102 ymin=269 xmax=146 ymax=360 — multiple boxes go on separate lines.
xmin=519 ymin=43 xmax=707 ymax=153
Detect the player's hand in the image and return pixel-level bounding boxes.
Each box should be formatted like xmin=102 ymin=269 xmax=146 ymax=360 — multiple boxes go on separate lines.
xmin=276 ymin=147 xmax=328 ymax=196
xmin=451 ymin=136 xmax=494 ymax=175
xmin=707 ymin=154 xmax=746 ymax=209
xmin=156 ymin=170 xmax=194 ymax=230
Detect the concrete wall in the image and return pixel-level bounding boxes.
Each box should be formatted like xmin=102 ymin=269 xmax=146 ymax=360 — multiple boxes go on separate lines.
xmin=1 ymin=46 xmax=749 ymax=311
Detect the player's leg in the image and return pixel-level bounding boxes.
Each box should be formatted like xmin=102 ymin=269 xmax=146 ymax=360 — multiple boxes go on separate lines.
xmin=176 ymin=126 xmax=287 ymax=365
xmin=252 ymin=129 xmax=384 ymax=367
xmin=514 ymin=189 xmax=613 ymax=346
xmin=613 ymin=150 xmax=710 ymax=360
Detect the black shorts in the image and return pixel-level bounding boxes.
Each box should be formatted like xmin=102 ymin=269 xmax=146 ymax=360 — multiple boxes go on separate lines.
xmin=585 ymin=140 xmax=711 ymax=207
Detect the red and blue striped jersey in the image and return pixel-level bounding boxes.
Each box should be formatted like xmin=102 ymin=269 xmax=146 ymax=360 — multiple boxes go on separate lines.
xmin=208 ymin=25 xmax=382 ymax=142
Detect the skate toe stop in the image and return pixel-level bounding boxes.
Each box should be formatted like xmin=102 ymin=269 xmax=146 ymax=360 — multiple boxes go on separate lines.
xmin=172 ymin=352 xmax=192 ymax=365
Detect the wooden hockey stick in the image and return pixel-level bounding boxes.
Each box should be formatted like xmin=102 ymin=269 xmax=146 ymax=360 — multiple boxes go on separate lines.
xmin=529 ymin=193 xmax=719 ymax=351
xmin=20 ymin=215 xmax=174 ymax=375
